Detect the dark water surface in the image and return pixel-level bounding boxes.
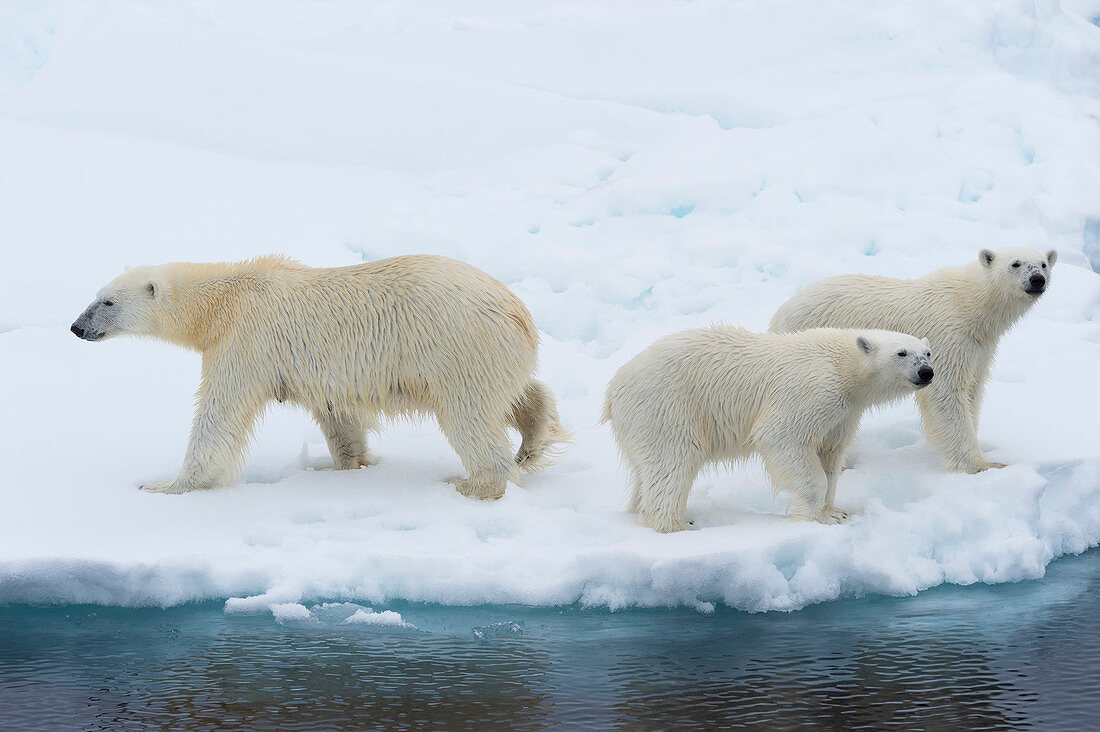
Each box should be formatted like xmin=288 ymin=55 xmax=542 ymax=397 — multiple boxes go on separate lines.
xmin=3 ymin=550 xmax=1100 ymax=731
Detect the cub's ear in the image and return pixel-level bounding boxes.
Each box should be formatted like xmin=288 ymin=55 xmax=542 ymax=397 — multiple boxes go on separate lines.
xmin=1046 ymin=249 xmax=1057 ymax=267
xmin=856 ymin=335 xmax=875 ymax=354
xmin=921 ymin=337 xmax=931 ymax=349
xmin=145 ymin=280 xmax=160 ymax=299
xmin=979 ymin=249 xmax=996 ymax=267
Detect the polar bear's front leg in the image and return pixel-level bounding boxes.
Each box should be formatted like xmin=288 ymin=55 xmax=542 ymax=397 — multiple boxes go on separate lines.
xmin=313 ymin=408 xmax=379 ymax=470
xmin=142 ymin=368 xmax=265 ymax=493
xmin=967 ymin=379 xmax=989 ymax=433
xmin=916 ymin=385 xmax=1004 ymax=473
xmin=818 ymin=418 xmax=857 ymax=520
xmin=762 ymin=443 xmax=837 ymax=524
xmin=628 ymin=451 xmax=705 ymax=533
xmin=818 ymin=446 xmax=849 ymax=523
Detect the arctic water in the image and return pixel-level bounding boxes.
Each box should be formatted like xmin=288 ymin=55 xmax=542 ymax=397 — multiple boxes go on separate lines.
xmin=3 ymin=549 xmax=1099 ymax=730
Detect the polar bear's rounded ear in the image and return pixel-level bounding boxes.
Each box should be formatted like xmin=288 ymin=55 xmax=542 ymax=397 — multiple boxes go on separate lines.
xmin=921 ymin=337 xmax=931 ymax=349
xmin=979 ymin=249 xmax=996 ymax=268
xmin=145 ymin=280 xmax=159 ymax=299
xmin=856 ymin=335 xmax=875 ymax=354
xmin=1046 ymin=249 xmax=1057 ymax=267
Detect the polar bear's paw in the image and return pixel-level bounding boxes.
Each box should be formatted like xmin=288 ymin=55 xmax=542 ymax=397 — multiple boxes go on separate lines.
xmin=790 ymin=506 xmax=849 ymax=525
xmin=334 ymin=452 xmax=379 ymax=470
xmin=139 ymin=480 xmax=189 ymax=494
xmin=963 ymin=460 xmax=1008 ymax=474
xmin=640 ymin=514 xmax=687 ymax=533
xmin=451 ymin=476 xmax=506 ymax=501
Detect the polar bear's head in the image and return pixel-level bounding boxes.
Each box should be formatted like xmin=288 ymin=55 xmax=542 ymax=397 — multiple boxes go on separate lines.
xmin=855 ymin=330 xmax=934 ymax=395
xmin=978 ymin=247 xmax=1057 ymax=299
xmin=70 ymin=265 xmax=166 ymax=342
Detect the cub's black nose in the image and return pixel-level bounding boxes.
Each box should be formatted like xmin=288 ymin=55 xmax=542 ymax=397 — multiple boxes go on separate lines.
xmin=1029 ymin=273 xmax=1046 ymax=288
xmin=70 ymin=323 xmax=85 ymax=338
xmin=917 ymin=366 xmax=934 ymax=382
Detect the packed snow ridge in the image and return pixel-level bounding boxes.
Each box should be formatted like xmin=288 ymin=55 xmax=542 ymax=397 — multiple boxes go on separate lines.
xmin=1 ymin=0 xmax=1099 ymax=614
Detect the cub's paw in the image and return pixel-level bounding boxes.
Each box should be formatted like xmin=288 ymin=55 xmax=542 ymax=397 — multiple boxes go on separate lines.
xmin=450 ymin=476 xmax=506 ymax=501
xmin=641 ymin=517 xmax=687 ymax=533
xmin=140 ymin=480 xmax=188 ymax=494
xmin=964 ymin=460 xmax=1008 ymax=474
xmin=790 ymin=507 xmax=848 ymax=525
xmin=333 ymin=453 xmax=379 ymax=470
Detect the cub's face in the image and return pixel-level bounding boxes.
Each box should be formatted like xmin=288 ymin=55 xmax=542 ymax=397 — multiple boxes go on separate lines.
xmin=979 ymin=247 xmax=1057 ymax=299
xmin=70 ymin=266 xmax=163 ymax=342
xmin=856 ymin=331 xmax=934 ymax=390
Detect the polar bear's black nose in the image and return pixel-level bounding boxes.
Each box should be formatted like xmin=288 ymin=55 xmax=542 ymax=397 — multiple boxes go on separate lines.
xmin=917 ymin=365 xmax=934 ymax=383
xmin=71 ymin=323 xmax=85 ymax=338
xmin=1029 ymin=273 xmax=1046 ymax=288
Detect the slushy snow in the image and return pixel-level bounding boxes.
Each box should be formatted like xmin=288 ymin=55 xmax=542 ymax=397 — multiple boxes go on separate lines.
xmin=1 ymin=0 xmax=1099 ymax=614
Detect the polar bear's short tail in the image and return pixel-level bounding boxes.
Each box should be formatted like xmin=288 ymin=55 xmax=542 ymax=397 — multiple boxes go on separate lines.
xmin=511 ymin=380 xmax=573 ymax=473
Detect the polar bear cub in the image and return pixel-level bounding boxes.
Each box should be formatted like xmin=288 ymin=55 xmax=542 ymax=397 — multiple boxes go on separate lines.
xmin=602 ymin=327 xmax=934 ymax=532
xmin=71 ymin=255 xmax=570 ymax=499
xmin=770 ymin=248 xmax=1055 ymax=473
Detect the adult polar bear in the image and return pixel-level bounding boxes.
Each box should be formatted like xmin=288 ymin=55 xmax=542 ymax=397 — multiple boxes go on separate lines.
xmin=603 ymin=327 xmax=934 ymax=532
xmin=770 ymin=247 xmax=1056 ymax=474
xmin=71 ymin=255 xmax=570 ymax=498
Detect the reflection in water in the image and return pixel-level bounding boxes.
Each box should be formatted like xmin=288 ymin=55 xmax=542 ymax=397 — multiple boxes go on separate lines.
xmin=2 ymin=549 xmax=1099 ymax=730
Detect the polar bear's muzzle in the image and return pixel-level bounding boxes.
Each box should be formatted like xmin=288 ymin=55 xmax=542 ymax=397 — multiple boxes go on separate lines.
xmin=70 ymin=322 xmax=104 ymax=341
xmin=909 ymin=361 xmax=934 ymax=388
xmin=1024 ymin=272 xmax=1047 ymax=296
xmin=71 ymin=302 xmax=111 ymax=341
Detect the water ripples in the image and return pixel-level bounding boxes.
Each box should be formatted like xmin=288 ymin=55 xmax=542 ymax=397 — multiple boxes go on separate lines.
xmin=3 ymin=551 xmax=1100 ymax=730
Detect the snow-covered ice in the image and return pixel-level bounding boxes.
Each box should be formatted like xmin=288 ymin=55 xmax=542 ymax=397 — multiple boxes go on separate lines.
xmin=269 ymin=602 xmax=314 ymax=625
xmin=1 ymin=0 xmax=1099 ymax=613
xmin=342 ymin=608 xmax=407 ymax=627
xmin=244 ymin=601 xmax=410 ymax=627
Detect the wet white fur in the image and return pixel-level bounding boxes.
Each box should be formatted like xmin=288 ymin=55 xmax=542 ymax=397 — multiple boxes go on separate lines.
xmin=602 ymin=327 xmax=933 ymax=532
xmin=770 ymin=247 xmax=1056 ymax=473
xmin=80 ymin=255 xmax=570 ymax=498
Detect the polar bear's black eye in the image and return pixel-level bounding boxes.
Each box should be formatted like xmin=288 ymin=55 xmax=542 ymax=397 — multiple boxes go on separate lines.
xmin=1011 ymin=261 xmax=1021 ymax=268
xmin=1041 ymin=262 xmax=1047 ymax=268
xmin=104 ymin=300 xmax=114 ymax=307
xmin=897 ymin=350 xmax=907 ymax=357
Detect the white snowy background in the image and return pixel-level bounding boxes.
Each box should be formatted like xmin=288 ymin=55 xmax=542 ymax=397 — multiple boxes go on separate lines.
xmin=1 ymin=0 xmax=1099 ymax=615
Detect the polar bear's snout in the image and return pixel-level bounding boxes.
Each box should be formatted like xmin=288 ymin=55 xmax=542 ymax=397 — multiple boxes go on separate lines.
xmin=913 ymin=363 xmax=934 ymax=387
xmin=1025 ymin=272 xmax=1046 ymax=295
xmin=904 ymin=347 xmax=934 ymax=388
xmin=71 ymin=302 xmax=109 ymax=341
